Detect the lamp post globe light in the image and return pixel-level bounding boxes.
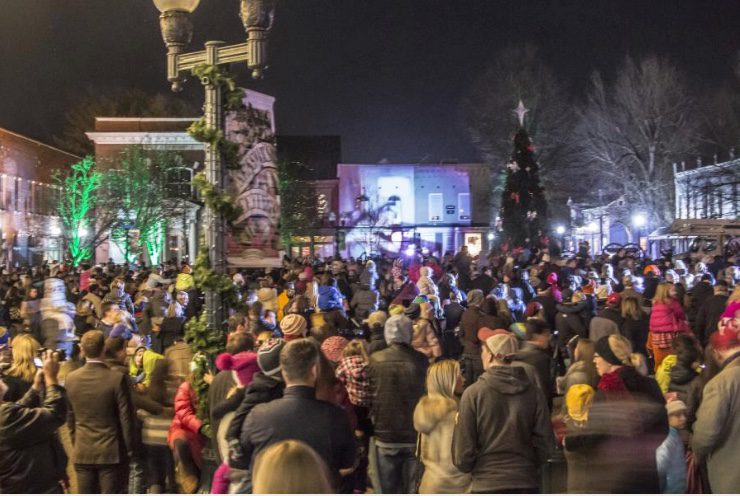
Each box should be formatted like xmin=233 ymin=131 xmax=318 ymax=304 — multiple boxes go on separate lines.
xmin=151 ymin=0 xmax=276 ymax=331
xmin=632 ymin=212 xmax=647 ymax=245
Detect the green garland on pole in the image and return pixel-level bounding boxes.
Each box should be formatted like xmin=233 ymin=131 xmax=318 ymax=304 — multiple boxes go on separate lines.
xmin=183 ymin=63 xmax=247 ymax=424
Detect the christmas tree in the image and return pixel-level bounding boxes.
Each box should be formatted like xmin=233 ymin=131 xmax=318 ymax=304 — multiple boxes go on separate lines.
xmin=499 ymin=101 xmax=548 ymax=248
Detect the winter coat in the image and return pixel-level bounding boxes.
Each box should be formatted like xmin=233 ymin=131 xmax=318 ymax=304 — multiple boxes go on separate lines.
xmin=367 ymin=325 xmax=388 ymax=355
xmin=650 ymin=299 xmax=688 ymax=334
xmin=226 ymin=372 xmax=285 ymax=445
xmin=413 ymin=395 xmax=471 ymax=494
xmin=175 ymin=272 xmax=195 ymax=292
xmin=368 ymin=343 xmax=428 ymax=444
xmin=656 ymin=427 xmax=686 ymax=493
xmin=416 ymin=267 xmax=439 ymax=298
xmin=656 ymin=354 xmax=678 ymax=393
xmin=564 ymin=366 xmax=668 ymax=493
xmin=452 ymin=365 xmax=552 ymax=492
xmin=459 ymin=306 xmax=485 ymax=357
xmin=560 ymin=359 xmax=599 ymax=394
xmin=694 ymin=294 xmax=728 ymax=346
xmin=621 ymin=315 xmax=650 ymax=356
xmin=317 ymin=285 xmax=344 ymax=312
xmin=240 ymin=386 xmax=355 ymax=481
xmin=168 ymin=381 xmax=205 ymax=468
xmin=667 ymin=361 xmax=703 ymax=426
xmin=555 ymin=307 xmax=588 ymax=344
xmin=359 ymin=264 xmax=378 ymax=290
xmin=0 ymin=385 xmax=68 ymax=494
xmin=390 ymin=280 xmax=420 ymax=306
xmin=514 ymin=342 xmax=555 ymax=411
xmin=129 ymin=348 xmax=165 ymax=387
xmin=588 ymin=315 xmax=621 ymax=342
xmin=411 ymin=318 xmax=442 ymax=359
xmin=350 ymin=288 xmax=379 ymax=319
xmin=692 ymin=353 xmax=740 ymax=494
xmin=256 ymin=287 xmax=278 ymax=312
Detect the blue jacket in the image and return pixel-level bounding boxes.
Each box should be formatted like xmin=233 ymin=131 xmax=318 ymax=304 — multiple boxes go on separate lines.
xmin=656 ymin=427 xmax=686 ymax=494
xmin=318 ymin=285 xmax=344 ymax=311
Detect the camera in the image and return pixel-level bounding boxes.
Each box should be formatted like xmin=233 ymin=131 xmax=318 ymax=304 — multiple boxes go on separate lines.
xmin=37 ymin=347 xmax=67 ymax=363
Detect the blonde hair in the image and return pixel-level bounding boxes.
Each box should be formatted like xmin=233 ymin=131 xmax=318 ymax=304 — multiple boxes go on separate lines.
xmin=621 ymin=295 xmax=645 ymax=320
xmin=342 ymin=339 xmax=368 ymax=362
xmin=607 ymin=334 xmax=643 ymax=368
xmin=425 ymin=359 xmax=460 ymax=401
xmin=7 ymin=334 xmax=41 ymax=382
xmin=574 ymin=338 xmax=595 ymax=363
xmin=729 ymin=285 xmax=740 ymax=304
xmin=652 ymin=282 xmax=674 ymax=305
xmin=165 ymin=302 xmax=183 ymax=319
xmin=252 ymin=440 xmax=333 ymax=494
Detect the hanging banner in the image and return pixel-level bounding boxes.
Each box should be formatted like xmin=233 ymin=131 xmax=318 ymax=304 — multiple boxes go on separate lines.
xmin=224 ymin=89 xmax=282 ymax=267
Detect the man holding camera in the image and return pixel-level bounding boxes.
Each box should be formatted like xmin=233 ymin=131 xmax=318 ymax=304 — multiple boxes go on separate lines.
xmin=0 ymin=349 xmax=69 ymax=493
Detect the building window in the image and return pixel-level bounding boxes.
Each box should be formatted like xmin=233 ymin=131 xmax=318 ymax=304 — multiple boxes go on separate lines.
xmin=428 ymin=193 xmax=443 ymax=221
xmin=458 ymin=193 xmax=471 ymax=221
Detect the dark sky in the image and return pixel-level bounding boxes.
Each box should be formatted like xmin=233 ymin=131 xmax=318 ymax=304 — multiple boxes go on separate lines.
xmin=1 ymin=0 xmax=738 ymax=162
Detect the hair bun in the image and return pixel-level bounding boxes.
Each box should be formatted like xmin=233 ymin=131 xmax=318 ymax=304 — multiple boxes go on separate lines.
xmin=215 ymin=353 xmax=234 ymax=371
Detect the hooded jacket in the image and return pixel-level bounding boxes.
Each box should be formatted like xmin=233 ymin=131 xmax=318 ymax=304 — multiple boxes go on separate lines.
xmin=667 ymin=361 xmax=702 ymax=425
xmin=317 ymin=285 xmax=344 ymax=311
xmin=416 ymin=267 xmax=439 ymax=298
xmin=452 ymin=365 xmax=552 ymax=492
xmin=413 ymin=395 xmax=471 ymax=494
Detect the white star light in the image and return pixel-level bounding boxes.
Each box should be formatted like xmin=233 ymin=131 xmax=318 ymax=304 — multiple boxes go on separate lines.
xmin=513 ymin=100 xmax=529 ymax=127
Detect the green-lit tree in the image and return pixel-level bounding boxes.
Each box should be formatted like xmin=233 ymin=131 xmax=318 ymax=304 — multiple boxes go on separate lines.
xmin=499 ymin=122 xmax=549 ymax=249
xmin=106 ymin=146 xmax=186 ymax=265
xmin=277 ymin=160 xmax=319 ymax=249
xmin=54 ymin=156 xmax=117 ymax=266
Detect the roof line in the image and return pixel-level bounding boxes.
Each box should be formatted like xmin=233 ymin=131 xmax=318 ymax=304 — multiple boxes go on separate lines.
xmin=94 ymin=117 xmax=199 ymax=122
xmin=0 ymin=127 xmax=81 ymax=160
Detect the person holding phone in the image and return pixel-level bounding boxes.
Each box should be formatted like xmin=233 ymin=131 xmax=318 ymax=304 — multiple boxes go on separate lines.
xmin=0 ymin=349 xmax=70 ymax=493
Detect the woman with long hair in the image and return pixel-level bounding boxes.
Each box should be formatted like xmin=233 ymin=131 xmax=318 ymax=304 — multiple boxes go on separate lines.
xmin=19 ymin=287 xmax=41 ymax=339
xmin=252 ymin=440 xmax=334 ymax=494
xmin=561 ymin=338 xmax=599 ymax=395
xmin=2 ymin=333 xmax=40 ymax=401
xmin=413 ymin=359 xmax=471 ymax=493
xmin=649 ymin=283 xmax=691 ymax=371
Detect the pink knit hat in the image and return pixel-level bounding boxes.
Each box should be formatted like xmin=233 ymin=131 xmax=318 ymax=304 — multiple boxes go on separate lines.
xmin=321 ymin=336 xmax=349 ymax=363
xmin=711 ymin=301 xmax=740 ymax=351
xmin=215 ymin=351 xmax=260 ymax=387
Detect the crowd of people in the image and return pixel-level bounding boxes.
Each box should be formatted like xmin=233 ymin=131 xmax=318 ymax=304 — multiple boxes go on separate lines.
xmin=0 ymin=243 xmax=738 ymax=494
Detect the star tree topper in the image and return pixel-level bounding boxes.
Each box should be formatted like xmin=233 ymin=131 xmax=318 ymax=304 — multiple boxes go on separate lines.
xmin=513 ymin=99 xmax=529 ymax=127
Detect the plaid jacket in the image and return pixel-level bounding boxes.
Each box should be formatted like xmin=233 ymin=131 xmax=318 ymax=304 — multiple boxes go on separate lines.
xmin=336 ymin=355 xmax=372 ymax=407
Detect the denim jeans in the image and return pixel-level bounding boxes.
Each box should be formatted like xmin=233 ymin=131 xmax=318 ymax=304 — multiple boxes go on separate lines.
xmin=374 ymin=445 xmax=419 ymax=494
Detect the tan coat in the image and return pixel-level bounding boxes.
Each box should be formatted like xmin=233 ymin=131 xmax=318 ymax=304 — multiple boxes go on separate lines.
xmin=692 ymin=354 xmax=740 ymax=494
xmin=413 ymin=395 xmax=471 ymax=494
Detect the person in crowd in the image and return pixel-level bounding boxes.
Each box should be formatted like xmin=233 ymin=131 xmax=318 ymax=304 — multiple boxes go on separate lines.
xmin=564 ymin=334 xmax=668 ymax=493
xmin=252 ymin=440 xmax=334 ymax=494
xmin=649 ymin=283 xmax=691 ymax=371
xmin=360 ymin=259 xmax=379 ymax=290
xmin=694 ymin=280 xmax=729 ymax=346
xmin=514 ymin=319 xmax=555 ymax=410
xmin=441 ymin=291 xmax=465 ymax=358
xmin=413 ymin=359 xmax=471 ymax=493
xmin=438 ymin=272 xmax=464 ymax=303
xmin=589 ymin=292 xmax=624 ymax=342
xmin=1 ymin=333 xmax=40 ymax=401
xmin=65 ymin=330 xmax=135 ymax=494
xmin=408 ymin=302 xmax=442 ymax=359
xmin=366 ymin=310 xmax=389 ymax=355
xmin=561 ymin=337 xmax=599 ymax=394
xmin=226 ymin=338 xmax=287 ymax=471
xmin=459 ymin=289 xmax=486 ymax=385
xmin=368 ymin=313 xmax=428 ymax=493
xmin=665 ymin=334 xmax=703 ymax=427
xmin=152 ymin=301 xmax=186 ymax=354
xmin=174 ymin=263 xmax=194 ymax=293
xmin=389 ymin=273 xmax=420 ymax=306
xmin=168 ymin=365 xmax=208 ymax=493
xmin=129 ymin=345 xmax=164 ymax=388
xmin=19 ymin=286 xmax=41 ymax=337
xmin=256 ymin=276 xmax=278 ymax=313
xmin=240 ymin=339 xmax=356 ymax=489
xmin=103 ymin=277 xmax=135 ymax=315
xmin=280 ymin=313 xmax=308 ymax=341
xmin=692 ymin=302 xmax=740 ymax=494
xmin=0 ymin=350 xmax=68 ymax=494
xmin=621 ymin=294 xmax=650 ymax=357
xmin=656 ymin=400 xmax=688 ymax=494
xmin=556 ymin=291 xmax=589 ymax=347
xmin=351 ymin=282 xmax=380 ymax=321
xmin=453 ymin=332 xmax=552 ymax=493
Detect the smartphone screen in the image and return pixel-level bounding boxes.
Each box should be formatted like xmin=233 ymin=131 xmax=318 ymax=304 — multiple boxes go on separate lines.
xmin=33 ymin=357 xmax=43 ymax=368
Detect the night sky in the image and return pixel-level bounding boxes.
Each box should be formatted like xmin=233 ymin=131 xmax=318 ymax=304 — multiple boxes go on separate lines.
xmin=0 ymin=0 xmax=738 ymax=162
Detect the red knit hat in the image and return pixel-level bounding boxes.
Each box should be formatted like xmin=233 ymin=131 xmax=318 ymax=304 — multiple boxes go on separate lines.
xmin=320 ymin=336 xmax=349 ymax=363
xmin=607 ymin=292 xmax=621 ymax=307
xmin=710 ymin=302 xmax=740 ymax=351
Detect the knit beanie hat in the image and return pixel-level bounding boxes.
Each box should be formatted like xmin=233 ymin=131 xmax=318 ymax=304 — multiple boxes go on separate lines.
xmin=666 ymin=399 xmax=688 ymax=416
xmin=388 ymin=304 xmax=405 ymax=316
xmin=594 ymin=335 xmax=623 ymax=366
xmin=257 ymin=338 xmax=286 ymax=377
xmin=606 ymin=292 xmax=621 ymax=307
xmin=321 ymin=336 xmax=349 ymax=363
xmin=280 ymin=314 xmax=307 ymax=341
xmin=366 ymin=310 xmax=388 ymax=329
xmin=711 ymin=301 xmax=740 ymax=351
xmin=215 ymin=351 xmax=260 ymax=387
xmin=467 ymin=289 xmax=484 ymax=308
xmin=384 ymin=314 xmax=412 ymax=345
xmin=566 ymin=384 xmax=595 ymax=422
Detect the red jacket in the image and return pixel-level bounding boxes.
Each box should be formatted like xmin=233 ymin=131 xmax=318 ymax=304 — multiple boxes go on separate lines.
xmin=168 ymin=381 xmax=205 ymax=467
xmin=649 ymin=299 xmax=687 ymax=333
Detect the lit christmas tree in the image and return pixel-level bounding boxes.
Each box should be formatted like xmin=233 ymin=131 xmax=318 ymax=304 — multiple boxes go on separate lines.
xmin=499 ymin=100 xmax=548 ymax=249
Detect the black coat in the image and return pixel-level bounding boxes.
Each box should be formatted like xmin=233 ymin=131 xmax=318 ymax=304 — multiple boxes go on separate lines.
xmin=227 ymin=372 xmax=284 ymax=448
xmin=694 ymin=294 xmax=728 ymax=346
xmin=621 ymin=316 xmax=650 ymax=356
xmin=514 ymin=342 xmax=555 ymax=411
xmin=369 ymin=343 xmax=428 ymax=444
xmin=0 ymin=385 xmax=68 ymax=493
xmin=241 ymin=386 xmax=355 ymax=481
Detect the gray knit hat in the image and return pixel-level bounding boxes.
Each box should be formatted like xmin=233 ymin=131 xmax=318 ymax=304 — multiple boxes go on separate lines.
xmin=384 ymin=314 xmax=412 ymax=345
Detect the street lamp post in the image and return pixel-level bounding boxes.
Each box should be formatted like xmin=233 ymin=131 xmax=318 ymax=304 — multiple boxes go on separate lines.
xmin=151 ymin=0 xmax=276 ymax=331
